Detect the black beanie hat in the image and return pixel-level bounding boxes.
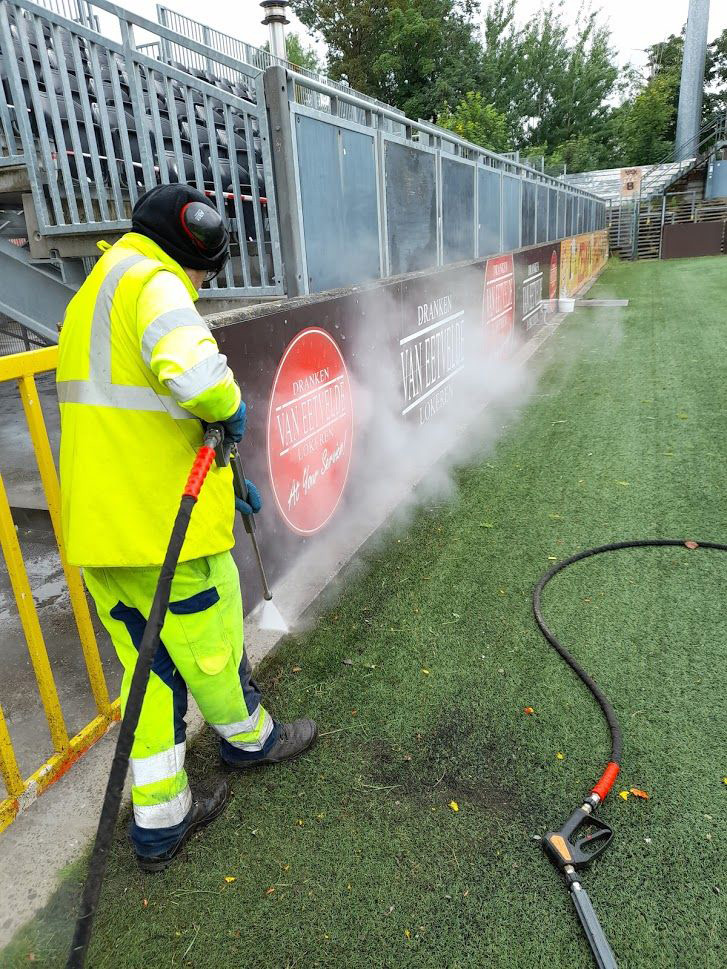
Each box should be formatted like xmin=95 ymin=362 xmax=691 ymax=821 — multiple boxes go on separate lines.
xmin=131 ymin=184 xmax=230 ymax=274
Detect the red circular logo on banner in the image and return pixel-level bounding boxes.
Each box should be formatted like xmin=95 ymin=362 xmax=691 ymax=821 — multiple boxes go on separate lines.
xmin=267 ymin=327 xmax=354 ymax=535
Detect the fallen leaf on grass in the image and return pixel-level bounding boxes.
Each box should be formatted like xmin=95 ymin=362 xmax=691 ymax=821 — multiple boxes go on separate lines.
xmin=142 ymin=899 xmax=148 ymax=908
xmin=404 ymin=929 xmax=411 ymax=940
xmin=342 ymin=658 xmax=354 ymax=666
xmin=615 ymin=480 xmax=629 ymax=487
xmin=630 ymin=788 xmax=649 ymax=800
xmin=676 ymin=412 xmax=688 ymax=420
xmin=479 ymin=522 xmax=494 ymax=528
xmin=619 ymin=791 xmax=629 ymax=801
xmin=291 ymin=665 xmax=302 ymax=673
xmin=224 ymin=876 xmax=237 ymax=884
xmin=523 ymin=707 xmax=535 ymax=715
xmin=449 ymin=801 xmax=459 ymax=812
xmin=556 ymin=752 xmax=565 ymax=760
xmin=547 ymin=556 xmax=557 ymax=561
xmin=265 ymin=886 xmax=276 ymax=896
xmin=421 ymin=668 xmax=430 ymax=675
xmin=685 ymin=541 xmax=699 ymax=550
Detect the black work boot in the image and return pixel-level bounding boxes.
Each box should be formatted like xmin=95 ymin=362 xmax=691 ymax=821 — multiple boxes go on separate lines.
xmin=136 ymin=778 xmax=230 ymax=873
xmin=222 ymin=718 xmax=318 ymax=770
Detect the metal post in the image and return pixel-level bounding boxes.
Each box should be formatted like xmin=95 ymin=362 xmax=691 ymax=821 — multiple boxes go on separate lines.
xmin=260 ymin=0 xmax=289 ymax=61
xmin=631 ymin=197 xmax=641 ymax=261
xmin=263 ymin=65 xmax=306 ymax=295
xmin=659 ymin=194 xmax=666 ymax=259
xmin=675 ymin=0 xmax=710 ymax=161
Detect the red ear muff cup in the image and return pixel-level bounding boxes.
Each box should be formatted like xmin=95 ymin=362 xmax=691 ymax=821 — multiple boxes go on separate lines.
xmin=131 ymin=185 xmax=230 ymax=274
xmin=180 ymin=202 xmax=227 ymax=254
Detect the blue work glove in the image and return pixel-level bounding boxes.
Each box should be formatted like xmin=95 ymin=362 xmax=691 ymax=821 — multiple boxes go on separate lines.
xmin=222 ymin=400 xmax=247 ymax=443
xmin=234 ymin=479 xmax=262 ymax=516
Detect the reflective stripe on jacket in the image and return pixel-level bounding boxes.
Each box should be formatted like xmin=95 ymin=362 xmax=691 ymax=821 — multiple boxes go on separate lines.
xmin=57 ymin=232 xmax=241 ymax=567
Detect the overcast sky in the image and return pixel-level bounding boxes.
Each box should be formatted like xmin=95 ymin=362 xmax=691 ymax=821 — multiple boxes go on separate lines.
xmin=123 ymin=0 xmax=727 ymax=73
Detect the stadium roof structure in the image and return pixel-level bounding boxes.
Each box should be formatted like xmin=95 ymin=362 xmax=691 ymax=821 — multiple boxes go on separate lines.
xmin=561 ymin=163 xmax=695 ymax=203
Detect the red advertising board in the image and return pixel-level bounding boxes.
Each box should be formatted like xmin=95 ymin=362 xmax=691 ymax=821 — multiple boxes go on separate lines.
xmin=267 ymin=327 xmax=354 ymax=534
xmin=212 ymin=230 xmax=606 ymax=612
xmin=483 ymin=253 xmax=515 ymax=353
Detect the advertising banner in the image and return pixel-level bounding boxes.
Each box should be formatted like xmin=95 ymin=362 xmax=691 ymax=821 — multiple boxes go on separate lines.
xmin=559 ymin=230 xmax=608 ymax=298
xmin=211 ymin=231 xmax=607 ymax=612
xmin=266 ymin=327 xmax=354 ymax=535
xmin=483 ymin=254 xmax=515 ymax=355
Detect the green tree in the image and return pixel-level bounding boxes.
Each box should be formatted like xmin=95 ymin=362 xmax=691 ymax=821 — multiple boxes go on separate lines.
xmin=476 ymin=2 xmax=619 ymax=161
xmin=371 ymin=0 xmax=482 ymax=118
xmin=615 ymin=72 xmax=678 ymax=165
xmin=643 ymin=31 xmax=683 ymax=143
xmin=705 ymin=28 xmax=727 ymax=118
xmin=546 ymin=132 xmax=614 ymax=174
xmin=263 ymin=31 xmax=321 ymax=72
xmin=513 ymin=6 xmax=618 ymax=153
xmin=478 ymin=0 xmax=520 ymax=115
xmin=292 ymin=0 xmax=482 ymax=119
xmin=291 ymin=1 xmax=394 ymax=93
xmin=438 ymin=92 xmax=510 ymax=151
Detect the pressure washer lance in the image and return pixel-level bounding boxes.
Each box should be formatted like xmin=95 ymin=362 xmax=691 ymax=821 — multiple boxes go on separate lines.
xmin=229 ymin=445 xmax=289 ymax=633
xmin=231 ymin=446 xmax=272 ymax=600
xmin=532 ymin=538 xmax=727 ymax=969
xmin=67 ymin=425 xmax=226 ymax=969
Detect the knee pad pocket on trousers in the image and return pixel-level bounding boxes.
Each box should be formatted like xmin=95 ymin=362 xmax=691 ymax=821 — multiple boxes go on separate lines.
xmin=168 ymin=584 xmax=233 ymax=675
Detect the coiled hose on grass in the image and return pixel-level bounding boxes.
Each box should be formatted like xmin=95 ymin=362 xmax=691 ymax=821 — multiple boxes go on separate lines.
xmin=533 ymin=538 xmax=727 ymax=969
xmin=533 ymin=538 xmax=727 ymax=798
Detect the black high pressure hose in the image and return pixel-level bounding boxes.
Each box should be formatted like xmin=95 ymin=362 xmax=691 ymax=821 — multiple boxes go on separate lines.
xmin=533 ymin=538 xmax=727 ymax=969
xmin=67 ymin=426 xmax=225 ymax=969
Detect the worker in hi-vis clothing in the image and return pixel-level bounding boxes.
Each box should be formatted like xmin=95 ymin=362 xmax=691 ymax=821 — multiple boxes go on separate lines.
xmin=57 ymin=184 xmax=317 ymax=871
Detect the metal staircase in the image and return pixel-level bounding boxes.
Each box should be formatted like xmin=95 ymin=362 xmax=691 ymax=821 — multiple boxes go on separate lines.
xmin=627 ymin=112 xmax=727 ymax=259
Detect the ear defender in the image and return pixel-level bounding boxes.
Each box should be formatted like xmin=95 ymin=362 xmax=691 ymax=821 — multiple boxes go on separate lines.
xmin=131 ymin=185 xmax=230 ymax=279
xmin=180 ymin=202 xmax=227 ymax=256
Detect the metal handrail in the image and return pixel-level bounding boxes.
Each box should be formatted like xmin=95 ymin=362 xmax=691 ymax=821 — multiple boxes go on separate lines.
xmin=638 ymin=111 xmax=727 ymax=199
xmin=155 ymin=4 xmax=404 ymax=117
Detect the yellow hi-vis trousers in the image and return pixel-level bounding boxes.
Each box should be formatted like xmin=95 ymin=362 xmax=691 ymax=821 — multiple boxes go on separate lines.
xmin=84 ymin=551 xmax=273 ymax=853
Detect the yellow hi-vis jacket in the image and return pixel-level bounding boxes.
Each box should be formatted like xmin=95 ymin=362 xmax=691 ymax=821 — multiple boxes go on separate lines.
xmin=57 ymin=232 xmax=241 ymax=568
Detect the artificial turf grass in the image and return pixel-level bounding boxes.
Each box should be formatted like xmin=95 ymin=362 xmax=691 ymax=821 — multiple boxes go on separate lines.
xmin=5 ymin=255 xmax=727 ymax=968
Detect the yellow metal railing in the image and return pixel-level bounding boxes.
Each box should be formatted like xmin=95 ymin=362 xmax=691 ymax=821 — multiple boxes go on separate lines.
xmin=0 ymin=347 xmax=119 ymax=833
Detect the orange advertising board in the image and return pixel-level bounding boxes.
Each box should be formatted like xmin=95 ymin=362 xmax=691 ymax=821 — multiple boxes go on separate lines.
xmin=559 ymin=230 xmax=608 ymax=298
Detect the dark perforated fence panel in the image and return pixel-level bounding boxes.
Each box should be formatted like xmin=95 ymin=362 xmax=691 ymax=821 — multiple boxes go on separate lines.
xmin=384 ymin=140 xmax=438 ymax=276
xmin=522 ymin=181 xmax=536 ymax=247
xmin=442 ymin=156 xmax=475 ymax=263
xmin=295 ymin=114 xmax=379 ymax=292
xmin=478 ymin=167 xmax=501 ymax=257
